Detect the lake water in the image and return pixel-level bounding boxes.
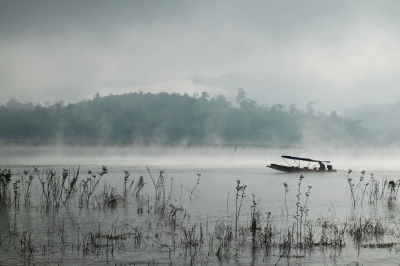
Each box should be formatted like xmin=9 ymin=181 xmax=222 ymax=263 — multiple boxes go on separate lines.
xmin=1 ymin=146 xmax=400 ymax=265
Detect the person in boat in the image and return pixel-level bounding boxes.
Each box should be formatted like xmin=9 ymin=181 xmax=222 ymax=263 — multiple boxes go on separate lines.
xmin=318 ymin=161 xmax=326 ymax=171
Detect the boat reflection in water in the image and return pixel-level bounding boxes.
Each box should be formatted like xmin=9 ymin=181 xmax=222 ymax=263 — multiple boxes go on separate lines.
xmin=267 ymin=155 xmax=336 ymax=173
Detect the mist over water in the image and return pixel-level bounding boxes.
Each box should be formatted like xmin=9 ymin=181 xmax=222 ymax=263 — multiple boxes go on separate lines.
xmin=3 ymin=0 xmax=400 ymax=263
xmin=4 ymin=145 xmax=400 ymax=220
xmin=2 ymin=145 xmax=400 ymax=265
xmin=1 ymin=145 xmax=399 ymax=171
xmin=3 ymin=145 xmax=400 ymax=223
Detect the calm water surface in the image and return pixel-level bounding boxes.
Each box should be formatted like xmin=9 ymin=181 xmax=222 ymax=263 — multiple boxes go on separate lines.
xmin=1 ymin=146 xmax=400 ymax=265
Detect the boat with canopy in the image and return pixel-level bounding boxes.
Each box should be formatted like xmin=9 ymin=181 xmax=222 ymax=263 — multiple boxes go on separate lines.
xmin=267 ymin=155 xmax=336 ymax=173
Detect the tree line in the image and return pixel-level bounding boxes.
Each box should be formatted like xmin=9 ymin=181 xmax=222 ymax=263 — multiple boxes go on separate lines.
xmin=0 ymin=90 xmax=375 ymax=147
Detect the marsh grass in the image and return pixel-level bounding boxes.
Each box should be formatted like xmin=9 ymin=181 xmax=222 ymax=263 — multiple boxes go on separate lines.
xmin=235 ymin=180 xmax=246 ymax=239
xmin=348 ymin=217 xmax=386 ymax=245
xmin=0 ymin=167 xmax=399 ymax=265
xmin=32 ymin=167 xmax=82 ymax=211
xmin=346 ymin=170 xmax=400 ymax=207
xmin=79 ymin=166 xmax=108 ymax=208
xmin=96 ymin=183 xmax=125 ymax=208
xmin=20 ymin=170 xmax=34 ymax=206
xmin=147 ymin=167 xmax=168 ymax=214
xmin=362 ymin=242 xmax=395 ymax=248
xmin=188 ymin=174 xmax=200 ymax=200
xmin=0 ymin=169 xmax=12 ymax=207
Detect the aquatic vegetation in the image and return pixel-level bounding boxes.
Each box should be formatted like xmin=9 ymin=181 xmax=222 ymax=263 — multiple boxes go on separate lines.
xmin=61 ymin=168 xmax=80 ymax=206
xmin=79 ymin=166 xmax=108 ymax=208
xmin=20 ymin=170 xmax=34 ymax=206
xmin=31 ymin=167 xmax=82 ymax=211
xmin=188 ymin=174 xmax=200 ymax=200
xmin=0 ymin=167 xmax=399 ymax=265
xmin=347 ymin=169 xmax=363 ymax=207
xmin=316 ymin=218 xmax=345 ymax=248
xmin=12 ymin=179 xmax=20 ymax=209
xmin=362 ymin=242 xmax=395 ymax=249
xmin=147 ymin=167 xmax=169 ymax=214
xmin=250 ymin=194 xmax=261 ymax=245
xmin=348 ymin=217 xmax=386 ymax=245
xmin=235 ymin=179 xmax=246 ymax=239
xmin=131 ymin=174 xmax=145 ymax=196
xmin=96 ymin=183 xmax=125 ymax=208
xmin=283 ymin=182 xmax=289 ymax=221
xmin=122 ymin=170 xmax=132 ymax=199
xmin=346 ymin=170 xmax=400 ymax=207
xmin=0 ymin=168 xmax=12 ymax=207
xmin=294 ymin=174 xmax=312 ymax=248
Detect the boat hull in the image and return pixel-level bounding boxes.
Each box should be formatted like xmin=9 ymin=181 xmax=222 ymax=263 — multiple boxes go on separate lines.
xmin=267 ymin=164 xmax=336 ymax=173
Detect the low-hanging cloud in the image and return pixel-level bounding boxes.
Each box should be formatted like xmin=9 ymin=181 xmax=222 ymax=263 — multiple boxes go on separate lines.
xmin=1 ymin=0 xmax=400 ymax=112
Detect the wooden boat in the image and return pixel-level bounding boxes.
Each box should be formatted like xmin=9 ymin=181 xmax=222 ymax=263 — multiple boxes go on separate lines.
xmin=267 ymin=155 xmax=337 ymax=173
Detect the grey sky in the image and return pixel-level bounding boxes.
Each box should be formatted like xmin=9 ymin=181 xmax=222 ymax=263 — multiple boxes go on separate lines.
xmin=1 ymin=0 xmax=400 ymax=113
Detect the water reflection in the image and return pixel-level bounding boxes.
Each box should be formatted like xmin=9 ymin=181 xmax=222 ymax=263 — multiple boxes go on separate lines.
xmin=0 ymin=210 xmax=9 ymax=243
xmin=0 ymin=161 xmax=400 ymax=264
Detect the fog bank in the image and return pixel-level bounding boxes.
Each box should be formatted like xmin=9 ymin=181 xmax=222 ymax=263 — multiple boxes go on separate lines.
xmin=1 ymin=145 xmax=399 ymax=173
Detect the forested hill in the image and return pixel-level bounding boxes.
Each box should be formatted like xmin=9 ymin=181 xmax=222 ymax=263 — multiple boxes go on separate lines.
xmin=0 ymin=91 xmax=373 ymax=147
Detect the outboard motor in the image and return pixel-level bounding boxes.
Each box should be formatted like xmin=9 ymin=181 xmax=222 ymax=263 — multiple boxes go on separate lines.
xmin=327 ymin=165 xmax=333 ymax=171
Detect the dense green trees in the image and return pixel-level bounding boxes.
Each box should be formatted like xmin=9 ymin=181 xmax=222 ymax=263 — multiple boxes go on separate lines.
xmin=0 ymin=90 xmax=375 ymax=147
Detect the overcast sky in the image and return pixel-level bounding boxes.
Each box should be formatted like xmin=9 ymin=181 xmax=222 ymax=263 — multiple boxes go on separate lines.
xmin=1 ymin=0 xmax=400 ymax=113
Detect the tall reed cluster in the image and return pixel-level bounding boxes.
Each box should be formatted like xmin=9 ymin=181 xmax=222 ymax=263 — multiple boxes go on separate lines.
xmin=0 ymin=167 xmax=397 ymax=265
xmin=0 ymin=169 xmax=12 ymax=207
xmin=347 ymin=169 xmax=400 ymax=207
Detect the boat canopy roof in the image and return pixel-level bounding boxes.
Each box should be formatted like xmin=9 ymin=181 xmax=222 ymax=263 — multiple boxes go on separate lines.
xmin=282 ymin=155 xmax=330 ymax=163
